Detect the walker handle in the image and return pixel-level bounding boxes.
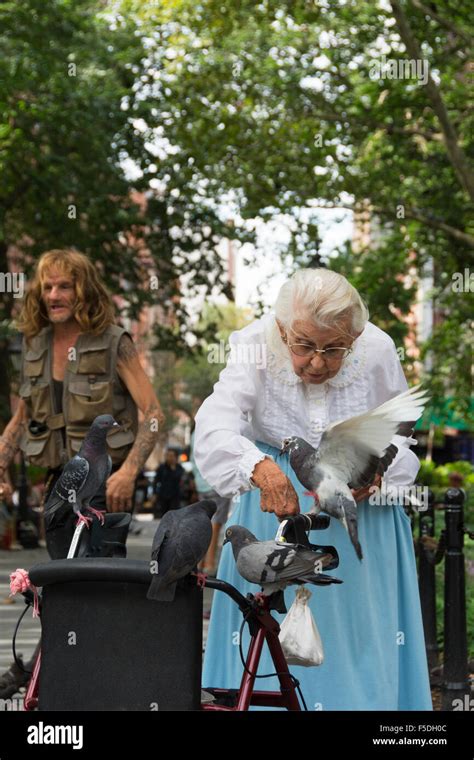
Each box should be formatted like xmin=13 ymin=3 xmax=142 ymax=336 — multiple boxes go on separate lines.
xmin=275 ymin=513 xmax=330 ymax=545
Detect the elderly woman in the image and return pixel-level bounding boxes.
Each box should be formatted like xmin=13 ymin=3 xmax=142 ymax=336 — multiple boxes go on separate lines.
xmin=194 ymin=268 xmax=432 ymax=711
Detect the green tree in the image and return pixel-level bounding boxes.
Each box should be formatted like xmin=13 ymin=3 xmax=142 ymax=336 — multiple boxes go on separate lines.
xmin=0 ymin=0 xmax=241 ymax=422
xmin=132 ymin=0 xmax=473 ymax=419
xmin=154 ymin=300 xmax=254 ymax=432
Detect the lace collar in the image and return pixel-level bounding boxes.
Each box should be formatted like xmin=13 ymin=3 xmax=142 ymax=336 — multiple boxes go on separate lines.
xmin=263 ymin=313 xmax=368 ymax=389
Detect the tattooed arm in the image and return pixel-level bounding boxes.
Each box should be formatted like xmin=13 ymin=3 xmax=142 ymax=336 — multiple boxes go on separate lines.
xmin=0 ymin=400 xmax=28 ymax=501
xmin=0 ymin=400 xmax=28 ymax=475
xmin=107 ymin=335 xmax=164 ymax=511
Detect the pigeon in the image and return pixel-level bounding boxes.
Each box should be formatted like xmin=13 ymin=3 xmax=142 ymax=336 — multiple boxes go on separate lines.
xmin=44 ymin=414 xmax=119 ymax=530
xmin=223 ymin=524 xmax=338 ymax=611
xmin=280 ymin=385 xmax=428 ymax=560
xmin=146 ymin=499 xmax=217 ymax=602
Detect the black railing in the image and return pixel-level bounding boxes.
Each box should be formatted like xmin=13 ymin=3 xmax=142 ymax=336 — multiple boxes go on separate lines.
xmin=416 ymin=487 xmax=471 ymax=710
xmin=418 ymin=489 xmax=439 ymax=670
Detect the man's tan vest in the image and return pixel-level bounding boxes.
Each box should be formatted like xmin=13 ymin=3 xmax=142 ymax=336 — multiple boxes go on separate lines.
xmin=19 ymin=324 xmax=138 ymax=468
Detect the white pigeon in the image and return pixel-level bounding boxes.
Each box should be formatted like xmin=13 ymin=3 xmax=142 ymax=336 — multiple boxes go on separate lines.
xmin=280 ymin=385 xmax=429 ymax=559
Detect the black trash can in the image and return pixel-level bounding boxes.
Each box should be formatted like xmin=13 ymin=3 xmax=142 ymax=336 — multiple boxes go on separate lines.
xmin=29 ymin=559 xmax=203 ymax=711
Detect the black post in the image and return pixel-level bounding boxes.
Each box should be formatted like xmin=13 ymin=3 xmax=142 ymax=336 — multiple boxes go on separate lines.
xmin=418 ymin=489 xmax=438 ymax=671
xmin=441 ymin=487 xmax=470 ymax=711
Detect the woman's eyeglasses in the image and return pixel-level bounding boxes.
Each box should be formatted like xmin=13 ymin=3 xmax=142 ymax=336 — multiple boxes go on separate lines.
xmin=281 ymin=334 xmax=353 ymax=364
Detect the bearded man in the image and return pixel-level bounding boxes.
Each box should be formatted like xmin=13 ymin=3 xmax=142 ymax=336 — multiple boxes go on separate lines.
xmin=0 ymin=248 xmax=164 ymax=696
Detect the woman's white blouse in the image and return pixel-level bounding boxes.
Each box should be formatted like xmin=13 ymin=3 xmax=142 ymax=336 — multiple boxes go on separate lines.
xmin=194 ymin=312 xmax=421 ymax=499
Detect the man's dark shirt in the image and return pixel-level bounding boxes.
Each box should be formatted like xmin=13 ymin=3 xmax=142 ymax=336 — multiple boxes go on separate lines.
xmin=154 ymin=463 xmax=184 ymax=501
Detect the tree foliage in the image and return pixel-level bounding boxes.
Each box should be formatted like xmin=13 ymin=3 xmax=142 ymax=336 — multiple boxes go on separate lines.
xmin=1 ymin=0 xmax=472 ymax=426
xmin=0 ymin=0 xmax=243 ymax=420
xmin=132 ymin=0 xmax=473 ymax=418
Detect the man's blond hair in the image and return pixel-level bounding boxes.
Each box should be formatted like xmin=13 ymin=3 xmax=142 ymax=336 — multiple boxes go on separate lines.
xmin=16 ymin=249 xmax=116 ymax=339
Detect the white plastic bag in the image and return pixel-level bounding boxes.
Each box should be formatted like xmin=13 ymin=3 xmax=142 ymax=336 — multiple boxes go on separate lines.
xmin=279 ymin=586 xmax=324 ymax=667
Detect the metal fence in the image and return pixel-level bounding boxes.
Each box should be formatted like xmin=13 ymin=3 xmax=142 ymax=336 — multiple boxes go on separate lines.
xmin=415 ymin=487 xmax=472 ymax=710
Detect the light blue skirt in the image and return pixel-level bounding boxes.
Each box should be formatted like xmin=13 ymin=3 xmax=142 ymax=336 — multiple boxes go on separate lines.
xmin=202 ymin=441 xmax=432 ymax=711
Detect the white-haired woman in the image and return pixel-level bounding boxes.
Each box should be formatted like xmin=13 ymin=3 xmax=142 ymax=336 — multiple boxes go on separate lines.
xmin=194 ymin=268 xmax=432 ymax=711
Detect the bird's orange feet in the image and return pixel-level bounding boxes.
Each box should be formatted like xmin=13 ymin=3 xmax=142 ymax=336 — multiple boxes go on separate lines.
xmin=76 ymin=512 xmax=92 ymax=529
xmin=193 ymin=571 xmax=208 ymax=590
xmin=85 ymin=507 xmax=106 ymax=525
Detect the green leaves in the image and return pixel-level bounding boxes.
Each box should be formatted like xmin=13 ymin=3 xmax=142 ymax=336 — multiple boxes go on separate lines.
xmin=132 ymin=0 xmax=472 ymax=416
xmin=0 ymin=0 xmax=236 ymax=365
xmin=1 ymin=0 xmax=472 ymax=424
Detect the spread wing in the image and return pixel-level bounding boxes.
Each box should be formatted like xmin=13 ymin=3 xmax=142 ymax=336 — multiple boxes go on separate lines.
xmin=315 ymin=385 xmax=428 ymax=486
xmin=347 ymin=442 xmax=399 ymax=489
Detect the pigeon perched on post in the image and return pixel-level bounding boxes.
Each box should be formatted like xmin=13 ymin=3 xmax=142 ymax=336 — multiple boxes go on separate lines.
xmin=146 ymin=499 xmax=217 ymax=602
xmin=280 ymin=385 xmax=428 ymax=560
xmin=44 ymin=415 xmax=119 ymax=530
xmin=224 ymin=525 xmax=339 ymax=612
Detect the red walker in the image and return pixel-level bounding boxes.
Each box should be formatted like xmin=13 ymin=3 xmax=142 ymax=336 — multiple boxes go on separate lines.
xmin=17 ymin=513 xmax=340 ymax=711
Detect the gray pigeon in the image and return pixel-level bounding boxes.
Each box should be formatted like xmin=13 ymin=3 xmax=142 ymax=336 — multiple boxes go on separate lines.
xmin=44 ymin=414 xmax=119 ymax=530
xmin=146 ymin=499 xmax=217 ymax=602
xmin=280 ymin=385 xmax=428 ymax=559
xmin=224 ymin=525 xmax=337 ymax=610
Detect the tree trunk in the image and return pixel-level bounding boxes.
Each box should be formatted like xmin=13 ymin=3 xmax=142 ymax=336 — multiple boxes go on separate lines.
xmin=391 ymin=0 xmax=474 ymax=201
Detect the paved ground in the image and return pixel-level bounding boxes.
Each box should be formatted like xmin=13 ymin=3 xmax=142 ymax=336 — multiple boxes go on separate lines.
xmin=0 ymin=514 xmax=217 ymax=709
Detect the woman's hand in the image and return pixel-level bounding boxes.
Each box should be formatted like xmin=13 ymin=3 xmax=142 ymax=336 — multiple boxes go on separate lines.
xmin=251 ymin=458 xmax=300 ymax=519
xmin=351 ymin=473 xmax=382 ymax=503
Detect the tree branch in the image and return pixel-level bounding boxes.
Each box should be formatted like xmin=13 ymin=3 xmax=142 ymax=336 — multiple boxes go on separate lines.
xmin=310 ymin=202 xmax=474 ymax=248
xmin=301 ymin=105 xmax=443 ymax=142
xmin=393 ymin=207 xmax=474 ymax=247
xmin=390 ymin=0 xmax=474 ymax=201
xmin=409 ymin=0 xmax=473 ymax=46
